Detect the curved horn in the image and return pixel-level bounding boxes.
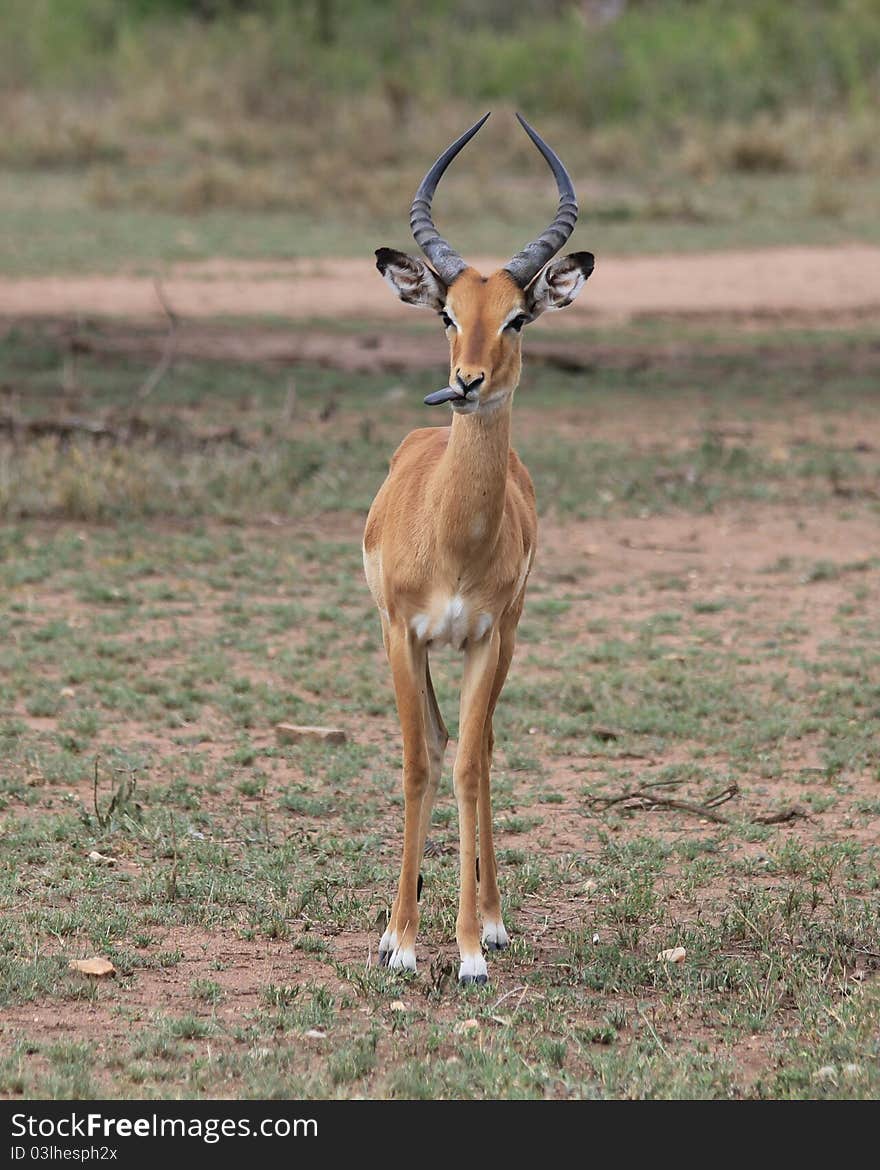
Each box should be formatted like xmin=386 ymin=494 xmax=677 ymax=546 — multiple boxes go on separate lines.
xmin=503 ymin=113 xmax=578 ymax=289
xmin=410 ymin=112 xmax=491 ymax=286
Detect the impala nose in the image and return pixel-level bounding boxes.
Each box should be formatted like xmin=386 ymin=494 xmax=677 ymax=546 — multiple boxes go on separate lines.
xmin=455 ymin=371 xmax=485 ymax=394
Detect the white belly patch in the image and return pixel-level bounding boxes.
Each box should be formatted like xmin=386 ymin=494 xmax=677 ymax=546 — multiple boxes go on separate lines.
xmin=410 ymin=595 xmax=492 ymax=650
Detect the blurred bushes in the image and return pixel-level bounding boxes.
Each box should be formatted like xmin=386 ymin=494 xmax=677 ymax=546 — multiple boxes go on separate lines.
xmin=4 ymin=1 xmax=879 ymax=122
xmin=1 ymin=1 xmax=879 ymax=207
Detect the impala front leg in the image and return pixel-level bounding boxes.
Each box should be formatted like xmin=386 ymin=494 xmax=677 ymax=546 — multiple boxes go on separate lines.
xmin=379 ymin=622 xmax=429 ymax=973
xmin=455 ymin=627 xmax=501 ymax=984
xmin=479 ymin=622 xmax=517 ymax=953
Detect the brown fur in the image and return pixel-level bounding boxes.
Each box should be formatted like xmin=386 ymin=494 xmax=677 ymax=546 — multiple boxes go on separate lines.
xmin=445 ymin=268 xmax=526 ymax=395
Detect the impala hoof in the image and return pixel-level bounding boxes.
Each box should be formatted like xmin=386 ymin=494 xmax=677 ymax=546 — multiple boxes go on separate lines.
xmin=482 ymin=921 xmax=509 ymax=951
xmin=458 ymin=953 xmax=488 ymax=985
xmin=388 ymin=946 xmax=417 ymax=974
xmin=377 ymin=927 xmax=397 ymax=967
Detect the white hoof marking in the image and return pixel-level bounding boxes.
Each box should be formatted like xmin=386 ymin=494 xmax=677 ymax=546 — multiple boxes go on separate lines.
xmin=482 ymin=921 xmax=509 ymax=950
xmin=458 ymin=953 xmax=488 ymax=984
xmin=388 ymin=946 xmax=416 ymax=973
xmin=378 ymin=928 xmax=400 ymax=967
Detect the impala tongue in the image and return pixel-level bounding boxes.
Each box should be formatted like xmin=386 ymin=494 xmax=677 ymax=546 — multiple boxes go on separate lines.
xmin=423 ymin=386 xmax=463 ymax=406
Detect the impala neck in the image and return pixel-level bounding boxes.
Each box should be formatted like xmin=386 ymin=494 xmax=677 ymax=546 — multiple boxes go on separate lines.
xmin=431 ymin=398 xmax=513 ymax=555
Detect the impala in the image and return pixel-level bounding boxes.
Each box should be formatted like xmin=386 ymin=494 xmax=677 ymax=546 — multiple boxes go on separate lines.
xmin=364 ymin=112 xmax=594 ymax=984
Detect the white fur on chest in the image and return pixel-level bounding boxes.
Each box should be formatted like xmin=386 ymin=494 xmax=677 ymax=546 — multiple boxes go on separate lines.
xmin=410 ymin=595 xmax=492 ymax=650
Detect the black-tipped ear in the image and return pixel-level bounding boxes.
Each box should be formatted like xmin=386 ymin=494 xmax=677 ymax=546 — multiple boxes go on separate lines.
xmin=375 ymin=248 xmax=447 ymax=310
xmin=526 ymin=251 xmax=594 ymax=318
xmin=374 ymin=247 xmax=405 ymax=277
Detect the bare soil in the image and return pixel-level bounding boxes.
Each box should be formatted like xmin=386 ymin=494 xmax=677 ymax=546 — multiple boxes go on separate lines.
xmin=2 ymin=245 xmax=879 ymax=328
xmin=3 ymin=501 xmax=878 ymax=1093
xmin=2 ymin=247 xmax=878 ymax=1095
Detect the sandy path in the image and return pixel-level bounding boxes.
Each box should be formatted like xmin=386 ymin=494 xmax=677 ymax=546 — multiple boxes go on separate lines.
xmin=2 ymin=245 xmax=879 ymax=325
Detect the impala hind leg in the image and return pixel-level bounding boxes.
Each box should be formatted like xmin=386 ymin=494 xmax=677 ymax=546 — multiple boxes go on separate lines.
xmin=378 ymin=624 xmax=430 ymax=973
xmin=416 ymin=657 xmax=448 ymax=877
xmin=455 ymin=628 xmax=501 ymax=984
xmin=479 ymin=623 xmax=516 ymax=952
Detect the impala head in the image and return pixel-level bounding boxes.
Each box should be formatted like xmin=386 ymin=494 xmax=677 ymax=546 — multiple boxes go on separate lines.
xmin=376 ymin=112 xmax=594 ymax=415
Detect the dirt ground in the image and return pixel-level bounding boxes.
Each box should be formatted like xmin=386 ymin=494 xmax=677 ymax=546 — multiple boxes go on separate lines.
xmin=2 ymin=246 xmax=878 ymax=1096
xmin=2 ymin=500 xmax=877 ymax=1092
xmin=2 ymin=244 xmax=879 ymax=326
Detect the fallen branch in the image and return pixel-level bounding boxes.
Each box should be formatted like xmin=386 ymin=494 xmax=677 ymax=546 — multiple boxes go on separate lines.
xmin=0 ymin=415 xmax=116 ymax=441
xmin=752 ymin=805 xmax=809 ymax=825
xmin=620 ymin=538 xmax=705 ymax=554
xmin=589 ymin=781 xmax=809 ymax=827
xmin=591 ymin=782 xmax=739 ymax=824
xmin=0 ymin=413 xmax=253 ymax=449
xmin=135 ymin=279 xmax=178 ymax=402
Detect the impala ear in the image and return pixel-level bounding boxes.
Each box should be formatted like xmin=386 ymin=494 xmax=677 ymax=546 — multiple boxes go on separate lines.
xmin=525 ymin=251 xmax=594 ymax=318
xmin=376 ymin=248 xmax=447 ymax=310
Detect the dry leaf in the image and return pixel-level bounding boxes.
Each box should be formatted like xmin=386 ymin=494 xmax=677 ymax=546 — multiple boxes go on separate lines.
xmin=69 ymin=957 xmax=116 ymax=977
xmin=656 ymin=946 xmax=686 ymax=964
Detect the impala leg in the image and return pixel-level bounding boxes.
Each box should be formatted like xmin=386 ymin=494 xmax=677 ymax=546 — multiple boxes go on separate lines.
xmin=378 ymin=623 xmax=429 ymax=973
xmin=416 ymin=657 xmax=448 ymax=870
xmin=455 ymin=627 xmax=501 ymax=984
xmin=479 ymin=623 xmax=517 ymax=952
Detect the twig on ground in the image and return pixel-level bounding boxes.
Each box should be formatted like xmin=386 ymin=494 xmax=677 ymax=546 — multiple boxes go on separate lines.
xmin=0 ymin=415 xmax=116 ymax=441
xmin=620 ymin=538 xmax=705 ymax=554
xmin=135 ymin=278 xmax=179 ymax=402
xmin=752 ymin=805 xmax=810 ymax=824
xmin=490 ymin=986 xmax=527 ymax=1012
xmin=589 ymin=781 xmax=809 ymax=827
xmin=0 ymin=413 xmax=252 ymax=449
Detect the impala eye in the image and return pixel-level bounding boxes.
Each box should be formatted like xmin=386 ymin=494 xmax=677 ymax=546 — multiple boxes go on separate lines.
xmin=506 ymin=314 xmax=529 ymax=333
xmin=440 ymin=311 xmax=455 ymax=329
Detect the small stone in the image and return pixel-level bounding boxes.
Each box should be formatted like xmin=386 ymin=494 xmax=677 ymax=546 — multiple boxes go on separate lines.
xmin=275 ymin=724 xmax=348 ymax=746
xmin=69 ymin=957 xmax=116 ymax=977
xmin=454 ymin=1018 xmax=479 ymax=1034
xmin=657 ymin=947 xmax=686 ymax=964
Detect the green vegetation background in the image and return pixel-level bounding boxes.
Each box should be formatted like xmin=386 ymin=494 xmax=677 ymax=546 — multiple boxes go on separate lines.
xmin=3 ymin=1 xmax=879 ymax=272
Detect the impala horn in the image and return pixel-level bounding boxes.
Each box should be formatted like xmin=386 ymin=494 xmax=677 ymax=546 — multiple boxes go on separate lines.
xmin=410 ymin=112 xmax=578 ymax=290
xmin=410 ymin=112 xmax=490 ymax=286
xmin=503 ymin=113 xmax=578 ymax=289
